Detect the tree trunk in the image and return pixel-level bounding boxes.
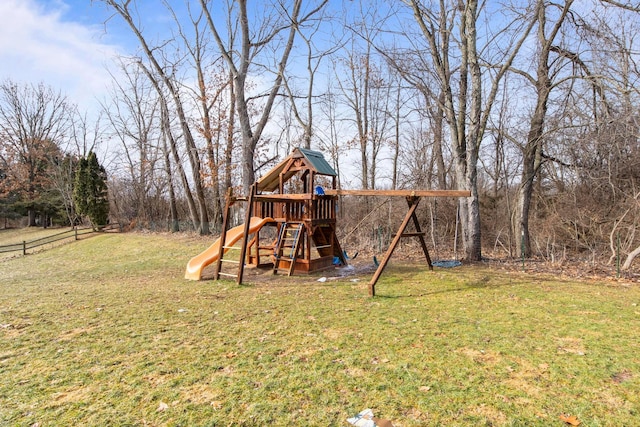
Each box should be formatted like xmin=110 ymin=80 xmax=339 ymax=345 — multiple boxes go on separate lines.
xmin=225 ymin=69 xmax=235 ymax=193
xmin=162 ymin=135 xmax=180 ymax=233
xmin=137 ymin=60 xmax=200 ymax=230
xmin=160 ymin=99 xmax=199 ymax=229
xmin=514 ymin=0 xmax=572 ymax=257
xmin=432 ymin=92 xmax=447 ymax=189
xmin=28 ymin=209 xmax=37 ymax=227
xmin=622 ymin=244 xmax=640 ymax=270
xmin=106 ymin=0 xmax=210 ymax=234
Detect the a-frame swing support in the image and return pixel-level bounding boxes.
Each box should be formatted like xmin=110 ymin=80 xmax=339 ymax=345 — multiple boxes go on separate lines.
xmin=368 ymin=196 xmax=430 ymax=297
xmin=325 ymin=189 xmax=470 ymax=297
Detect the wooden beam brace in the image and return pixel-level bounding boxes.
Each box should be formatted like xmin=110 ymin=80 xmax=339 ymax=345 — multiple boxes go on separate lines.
xmin=394 ymin=232 xmax=426 ymax=237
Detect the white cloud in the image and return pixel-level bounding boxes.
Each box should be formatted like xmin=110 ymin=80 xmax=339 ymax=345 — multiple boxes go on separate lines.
xmin=0 ymin=0 xmax=121 ymax=110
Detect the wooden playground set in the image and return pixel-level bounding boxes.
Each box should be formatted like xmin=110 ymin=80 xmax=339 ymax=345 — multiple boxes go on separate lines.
xmin=185 ymin=148 xmax=470 ymax=296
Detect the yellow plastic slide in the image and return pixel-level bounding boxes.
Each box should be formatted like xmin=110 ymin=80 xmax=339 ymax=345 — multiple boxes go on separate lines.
xmin=184 ymin=216 xmax=273 ymax=281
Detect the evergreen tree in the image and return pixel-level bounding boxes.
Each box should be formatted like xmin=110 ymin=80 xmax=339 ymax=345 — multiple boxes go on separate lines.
xmin=74 ymin=151 xmax=109 ymax=229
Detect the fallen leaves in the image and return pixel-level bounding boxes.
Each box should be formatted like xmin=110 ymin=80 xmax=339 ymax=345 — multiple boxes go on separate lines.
xmin=560 ymin=414 xmax=581 ymax=425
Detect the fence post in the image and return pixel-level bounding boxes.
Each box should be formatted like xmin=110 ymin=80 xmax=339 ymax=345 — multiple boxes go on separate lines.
xmin=616 ymin=231 xmax=621 ymax=279
xmin=75 ymin=226 xmax=78 ymax=240
xmin=23 ymin=240 xmax=26 ymax=256
xmin=521 ymin=230 xmax=525 ymax=272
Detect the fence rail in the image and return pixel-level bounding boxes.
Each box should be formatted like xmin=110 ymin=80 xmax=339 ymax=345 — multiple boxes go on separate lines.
xmin=0 ymin=224 xmax=120 ymax=256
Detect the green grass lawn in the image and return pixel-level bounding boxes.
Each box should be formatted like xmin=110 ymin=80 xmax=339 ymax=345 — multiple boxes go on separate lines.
xmin=0 ymin=232 xmax=638 ymax=426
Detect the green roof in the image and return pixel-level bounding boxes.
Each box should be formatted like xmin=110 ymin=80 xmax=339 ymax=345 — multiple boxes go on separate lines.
xmin=256 ymin=147 xmax=337 ymax=192
xmin=297 ymin=147 xmax=337 ymax=177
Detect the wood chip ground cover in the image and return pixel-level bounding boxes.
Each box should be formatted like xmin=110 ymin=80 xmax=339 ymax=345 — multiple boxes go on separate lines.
xmin=0 ymin=232 xmax=638 ymax=426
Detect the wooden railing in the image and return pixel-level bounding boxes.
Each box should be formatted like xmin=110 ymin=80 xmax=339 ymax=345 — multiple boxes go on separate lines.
xmin=253 ymin=194 xmax=335 ymax=222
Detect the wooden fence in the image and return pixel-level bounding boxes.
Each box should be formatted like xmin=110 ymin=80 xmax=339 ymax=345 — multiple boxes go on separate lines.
xmin=0 ymin=224 xmax=120 ymax=256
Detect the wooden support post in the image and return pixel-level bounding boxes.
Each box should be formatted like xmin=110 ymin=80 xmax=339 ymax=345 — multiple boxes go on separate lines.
xmin=368 ymin=196 xmax=422 ymax=296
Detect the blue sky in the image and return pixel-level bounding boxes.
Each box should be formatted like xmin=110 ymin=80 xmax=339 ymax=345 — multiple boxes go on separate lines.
xmin=0 ymin=0 xmax=335 ymax=112
xmin=0 ymin=0 xmax=145 ymax=109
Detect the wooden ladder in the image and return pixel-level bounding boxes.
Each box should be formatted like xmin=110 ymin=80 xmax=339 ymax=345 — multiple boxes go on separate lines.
xmin=214 ymin=185 xmax=255 ymax=284
xmin=273 ymin=222 xmax=304 ymax=276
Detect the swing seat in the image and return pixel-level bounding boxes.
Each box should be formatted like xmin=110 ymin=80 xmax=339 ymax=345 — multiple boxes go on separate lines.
xmin=343 ymin=250 xmax=358 ymax=260
xmin=432 ymin=260 xmax=462 ymax=268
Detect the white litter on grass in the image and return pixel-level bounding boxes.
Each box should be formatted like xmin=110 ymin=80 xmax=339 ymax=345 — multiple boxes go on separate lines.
xmin=347 ymin=408 xmax=375 ymax=427
xmin=177 ymin=308 xmax=187 ymax=313
xmin=317 ymin=277 xmax=327 ymax=282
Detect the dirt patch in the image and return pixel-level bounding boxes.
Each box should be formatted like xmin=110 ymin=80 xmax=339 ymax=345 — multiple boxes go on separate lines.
xmin=234 ymin=257 xmax=379 ymax=286
xmin=456 ymin=347 xmax=501 ymax=365
xmin=556 ymin=337 xmax=586 ymax=356
xmin=611 ymin=370 xmax=633 ymax=384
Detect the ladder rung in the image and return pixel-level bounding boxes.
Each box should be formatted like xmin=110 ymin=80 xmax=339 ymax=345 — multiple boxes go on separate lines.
xmin=220 ymin=259 xmax=240 ymax=264
xmin=315 ymin=245 xmax=331 ymax=249
xmin=218 ymin=272 xmax=238 ymax=278
xmin=222 ymin=246 xmax=240 ymax=250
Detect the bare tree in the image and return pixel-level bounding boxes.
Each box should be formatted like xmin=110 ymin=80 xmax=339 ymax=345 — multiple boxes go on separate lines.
xmin=169 ymin=3 xmax=237 ymax=229
xmin=316 ymin=84 xmax=346 ymax=190
xmin=0 ymin=80 xmax=72 ymax=226
xmin=200 ymin=0 xmax=329 ymax=195
xmin=102 ymin=0 xmax=211 ymax=234
xmin=405 ymin=0 xmax=536 ymax=260
xmin=335 ymin=40 xmax=395 ymax=190
xmin=136 ymin=60 xmax=201 ymax=231
xmin=510 ymin=0 xmax=575 ymax=257
xmin=282 ymin=5 xmax=341 ymax=149
xmin=102 ymin=60 xmax=163 ymax=225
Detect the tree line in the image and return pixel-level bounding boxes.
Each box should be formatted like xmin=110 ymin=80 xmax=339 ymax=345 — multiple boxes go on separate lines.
xmin=1 ymin=0 xmax=639 ymax=269
xmin=0 ymin=81 xmax=109 ymax=230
